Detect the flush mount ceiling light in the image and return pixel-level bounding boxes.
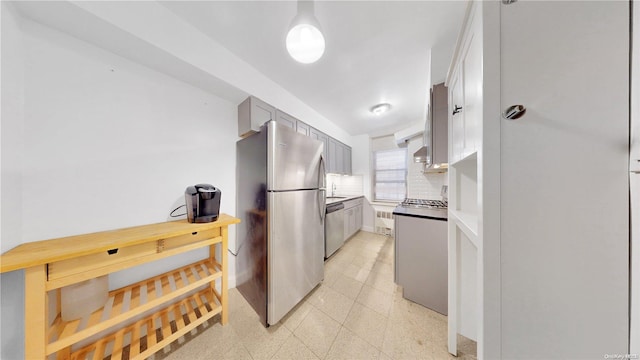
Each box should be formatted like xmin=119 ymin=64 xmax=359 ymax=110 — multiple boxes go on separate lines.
xmin=370 ymin=103 xmax=392 ymax=115
xmin=286 ymin=1 xmax=325 ymax=64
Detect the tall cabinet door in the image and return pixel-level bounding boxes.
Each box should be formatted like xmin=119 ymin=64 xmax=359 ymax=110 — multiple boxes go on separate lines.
xmin=449 ymin=71 xmax=464 ymax=163
xmin=296 ymin=121 xmax=310 ymax=136
xmin=500 ymin=1 xmax=629 ymax=357
xmin=343 ymin=146 xmax=352 ymax=175
xmin=328 ymin=138 xmax=344 ymax=174
xmin=274 ymin=110 xmax=296 ymax=130
xmin=310 ymin=128 xmax=329 ymax=166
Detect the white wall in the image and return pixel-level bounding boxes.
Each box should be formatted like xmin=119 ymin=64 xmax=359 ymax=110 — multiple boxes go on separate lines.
xmin=0 ymin=3 xmax=370 ymax=358
xmin=0 ymin=12 xmax=239 ymax=358
xmin=12 ymin=1 xmax=353 ymax=147
xmin=351 ymin=134 xmax=374 ymax=232
xmin=1 ymin=2 xmax=26 ymax=359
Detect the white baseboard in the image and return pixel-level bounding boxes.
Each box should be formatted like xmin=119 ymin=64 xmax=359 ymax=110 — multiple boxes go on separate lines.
xmin=362 ymin=226 xmax=374 ymax=233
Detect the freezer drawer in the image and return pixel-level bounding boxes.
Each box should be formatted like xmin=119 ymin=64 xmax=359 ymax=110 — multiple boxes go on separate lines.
xmin=268 ymin=190 xmax=324 ymax=325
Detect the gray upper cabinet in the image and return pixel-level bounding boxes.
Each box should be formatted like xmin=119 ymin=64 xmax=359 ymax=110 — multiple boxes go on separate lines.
xmin=296 ymin=120 xmax=310 ymax=136
xmin=327 ymin=138 xmax=352 ymax=175
xmin=432 ymin=83 xmax=448 ymax=165
xmin=310 ymin=127 xmax=329 ymax=165
xmin=328 ymin=138 xmax=343 ymax=174
xmin=343 ymin=146 xmax=352 ymax=175
xmin=275 ymin=109 xmax=296 ymax=130
xmin=238 ymin=96 xmax=351 ymax=174
xmin=238 ymin=96 xmax=276 ymax=138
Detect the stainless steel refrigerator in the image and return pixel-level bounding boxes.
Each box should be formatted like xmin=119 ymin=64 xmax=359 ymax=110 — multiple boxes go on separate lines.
xmin=236 ymin=120 xmax=325 ymax=326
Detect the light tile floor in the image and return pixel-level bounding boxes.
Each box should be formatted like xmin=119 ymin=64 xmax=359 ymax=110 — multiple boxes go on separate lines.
xmin=152 ymin=231 xmax=477 ymax=360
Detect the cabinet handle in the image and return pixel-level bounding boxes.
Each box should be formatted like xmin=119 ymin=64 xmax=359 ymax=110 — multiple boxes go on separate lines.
xmin=452 ymin=105 xmax=463 ymax=115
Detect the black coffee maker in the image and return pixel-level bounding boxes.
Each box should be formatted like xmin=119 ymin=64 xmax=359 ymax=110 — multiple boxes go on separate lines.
xmin=185 ymin=184 xmax=221 ymax=223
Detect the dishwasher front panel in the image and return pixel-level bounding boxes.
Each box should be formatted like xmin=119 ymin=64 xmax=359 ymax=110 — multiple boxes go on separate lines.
xmin=325 ymin=205 xmax=344 ymax=258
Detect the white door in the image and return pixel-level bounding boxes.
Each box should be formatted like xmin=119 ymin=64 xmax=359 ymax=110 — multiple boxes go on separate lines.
xmin=631 ymin=1 xmax=640 ymax=354
xmin=500 ymin=1 xmax=629 ymax=357
xmin=449 ymin=70 xmax=464 ymax=163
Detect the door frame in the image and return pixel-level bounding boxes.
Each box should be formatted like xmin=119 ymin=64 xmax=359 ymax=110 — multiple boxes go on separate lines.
xmin=631 ymin=0 xmax=639 ymax=354
xmin=479 ymin=1 xmax=502 ymax=358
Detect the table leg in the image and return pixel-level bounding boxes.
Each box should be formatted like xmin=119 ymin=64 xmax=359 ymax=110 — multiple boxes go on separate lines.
xmin=25 ymin=265 xmax=47 ymax=359
xmin=221 ymin=226 xmax=228 ymax=325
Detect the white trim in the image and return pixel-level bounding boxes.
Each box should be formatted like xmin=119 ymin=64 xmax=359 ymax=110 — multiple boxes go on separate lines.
xmin=446 ymin=1 xmax=474 ymax=87
xmin=361 ymin=226 xmax=375 ymax=233
xmin=630 ymin=0 xmax=639 ymax=354
xmin=479 ymin=1 xmax=502 ymax=358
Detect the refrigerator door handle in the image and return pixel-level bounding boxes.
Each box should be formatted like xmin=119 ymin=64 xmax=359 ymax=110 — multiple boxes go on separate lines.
xmin=319 ymin=190 xmax=326 ymax=222
xmin=318 ymin=155 xmax=326 ymax=222
xmin=319 ymin=154 xmax=326 ymax=189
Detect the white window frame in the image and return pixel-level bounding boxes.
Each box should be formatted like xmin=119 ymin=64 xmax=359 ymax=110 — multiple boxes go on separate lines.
xmin=373 ymin=148 xmax=407 ymax=202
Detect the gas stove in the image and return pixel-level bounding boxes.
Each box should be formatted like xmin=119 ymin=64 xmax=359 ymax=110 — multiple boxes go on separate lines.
xmin=400 ymin=198 xmax=448 ymax=209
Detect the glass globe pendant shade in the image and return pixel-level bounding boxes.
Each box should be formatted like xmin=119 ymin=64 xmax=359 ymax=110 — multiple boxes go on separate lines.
xmin=286 ymin=3 xmax=325 ymax=64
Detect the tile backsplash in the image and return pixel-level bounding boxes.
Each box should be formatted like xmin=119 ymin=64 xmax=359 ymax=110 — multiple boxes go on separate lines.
xmin=327 ymin=174 xmax=363 ymax=197
xmin=406 ymin=137 xmax=448 ymax=200
xmin=407 ymin=168 xmax=447 ymax=199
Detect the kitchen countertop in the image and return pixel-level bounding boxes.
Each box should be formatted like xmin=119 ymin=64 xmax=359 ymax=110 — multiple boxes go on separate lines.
xmin=393 ymin=205 xmax=448 ymax=221
xmin=326 ymin=195 xmax=364 ymax=205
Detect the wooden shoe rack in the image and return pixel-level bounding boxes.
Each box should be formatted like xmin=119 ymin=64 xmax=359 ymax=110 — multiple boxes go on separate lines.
xmin=0 ymin=213 xmax=240 ymax=359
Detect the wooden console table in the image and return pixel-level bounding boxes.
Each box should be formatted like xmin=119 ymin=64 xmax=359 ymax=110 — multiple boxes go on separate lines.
xmin=0 ymin=213 xmax=240 ymax=360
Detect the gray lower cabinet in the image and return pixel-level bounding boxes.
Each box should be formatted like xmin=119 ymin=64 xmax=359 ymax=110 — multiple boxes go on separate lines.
xmin=275 ymin=109 xmax=296 ymax=129
xmin=343 ymin=207 xmax=353 ymax=241
xmin=238 ymin=96 xmax=276 ymax=137
xmin=343 ymin=198 xmax=363 ymax=240
xmin=394 ymin=215 xmax=448 ymax=315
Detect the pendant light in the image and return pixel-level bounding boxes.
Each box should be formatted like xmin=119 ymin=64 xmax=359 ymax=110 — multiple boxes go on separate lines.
xmin=286 ymin=0 xmax=325 ymax=64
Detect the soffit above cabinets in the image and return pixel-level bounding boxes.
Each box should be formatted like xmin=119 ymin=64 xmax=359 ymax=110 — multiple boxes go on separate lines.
xmin=13 ymin=1 xmax=466 ymax=137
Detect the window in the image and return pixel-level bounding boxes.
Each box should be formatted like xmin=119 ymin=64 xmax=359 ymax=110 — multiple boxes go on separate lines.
xmin=373 ymin=148 xmax=407 ymax=202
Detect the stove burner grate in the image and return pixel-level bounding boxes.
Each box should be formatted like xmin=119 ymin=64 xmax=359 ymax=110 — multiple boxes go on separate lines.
xmin=400 ymin=198 xmax=448 ymax=209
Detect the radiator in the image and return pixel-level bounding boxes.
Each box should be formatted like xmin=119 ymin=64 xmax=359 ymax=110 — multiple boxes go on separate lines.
xmin=375 ymin=209 xmax=394 ymax=236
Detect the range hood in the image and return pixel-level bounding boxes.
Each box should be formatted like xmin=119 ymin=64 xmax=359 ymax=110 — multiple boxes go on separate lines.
xmin=414 ymin=83 xmax=448 ymax=172
xmin=413 ymin=146 xmax=430 ymax=163
xmin=413 ymin=145 xmax=448 ymax=172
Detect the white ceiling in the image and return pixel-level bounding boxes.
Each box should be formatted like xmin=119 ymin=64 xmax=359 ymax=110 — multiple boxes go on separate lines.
xmin=160 ymin=1 xmax=467 ymax=137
